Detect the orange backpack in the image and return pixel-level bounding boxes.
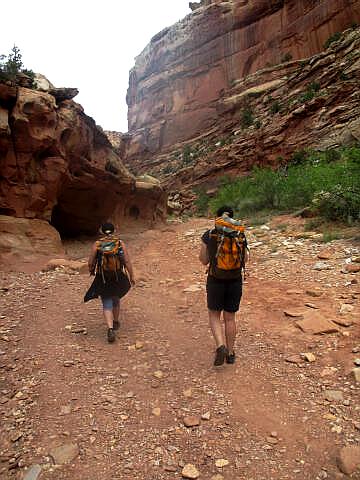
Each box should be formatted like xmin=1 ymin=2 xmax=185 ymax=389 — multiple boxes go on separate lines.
xmin=96 ymin=236 xmax=125 ymax=282
xmin=208 ymin=215 xmax=247 ymax=280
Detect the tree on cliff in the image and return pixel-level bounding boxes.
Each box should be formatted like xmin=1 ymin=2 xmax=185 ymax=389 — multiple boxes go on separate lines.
xmin=0 ymin=45 xmax=35 ymax=87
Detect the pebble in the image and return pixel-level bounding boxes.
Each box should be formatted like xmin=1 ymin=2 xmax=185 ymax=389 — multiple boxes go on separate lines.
xmin=182 ymin=464 xmax=200 ymax=479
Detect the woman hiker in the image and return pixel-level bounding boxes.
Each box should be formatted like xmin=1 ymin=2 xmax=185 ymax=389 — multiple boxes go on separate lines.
xmin=84 ymin=222 xmax=135 ymax=343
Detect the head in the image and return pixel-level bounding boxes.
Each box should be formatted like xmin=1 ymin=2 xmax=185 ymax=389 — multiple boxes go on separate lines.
xmin=216 ymin=206 xmax=234 ymax=218
xmin=100 ymin=222 xmax=115 ymax=235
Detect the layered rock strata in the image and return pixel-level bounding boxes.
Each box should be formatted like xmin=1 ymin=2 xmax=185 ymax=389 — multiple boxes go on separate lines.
xmin=125 ymin=0 xmax=360 ymax=177
xmin=0 ymin=84 xmax=166 ymax=241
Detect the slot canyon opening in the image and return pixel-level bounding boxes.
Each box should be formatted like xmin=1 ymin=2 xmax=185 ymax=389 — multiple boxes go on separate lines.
xmin=129 ymin=205 xmax=140 ymax=220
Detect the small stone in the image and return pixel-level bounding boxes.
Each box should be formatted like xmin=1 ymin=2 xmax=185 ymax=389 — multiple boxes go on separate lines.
xmin=153 ymin=370 xmax=164 ymax=379
xmin=313 ymin=262 xmax=332 ymax=271
xmin=344 ymin=264 xmax=360 ymax=274
xmin=337 ymin=445 xmax=360 ymax=475
xmin=351 ymin=368 xmax=360 ymax=383
xmin=63 ymin=360 xmax=75 ymax=367
xmin=324 ymin=390 xmax=344 ymax=402
xmin=320 ymin=366 xmax=337 ymax=377
xmin=183 ymin=285 xmax=202 ymax=293
xmin=284 ymin=309 xmax=305 ymax=318
xmin=296 ymin=314 xmax=339 ymax=335
xmin=10 ymin=430 xmax=23 ymax=442
xmin=49 ymin=443 xmax=79 ymax=464
xmin=152 ymin=407 xmax=161 ymax=417
xmin=135 ymin=341 xmax=144 ymax=350
xmin=164 ymin=465 xmax=178 ymax=472
xmin=182 ymin=463 xmax=200 ymax=479
xmin=306 ymin=289 xmax=323 ymax=297
xmin=339 ymin=304 xmax=354 ymax=315
xmin=183 ymin=416 xmax=200 ymax=427
xmin=60 ymin=405 xmax=71 ymax=415
xmin=285 ymin=354 xmax=301 ymax=364
xmin=266 ymin=436 xmax=279 ymax=445
xmin=305 ymin=302 xmax=319 ymax=309
xmin=301 ymin=352 xmax=316 ymax=362
xmin=23 ymin=464 xmax=42 ymax=480
xmin=183 ymin=388 xmax=192 ymax=398
xmin=333 ymin=317 xmax=354 ymax=327
xmin=354 ymin=359 xmax=360 ymax=366
xmin=215 ymin=458 xmax=229 ymax=468
xmin=317 ymin=250 xmax=333 ymax=260
xmin=201 ymin=411 xmax=211 ymax=421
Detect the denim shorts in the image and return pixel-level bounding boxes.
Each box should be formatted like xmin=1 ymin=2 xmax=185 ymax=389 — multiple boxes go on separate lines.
xmin=101 ymin=296 xmax=120 ymax=311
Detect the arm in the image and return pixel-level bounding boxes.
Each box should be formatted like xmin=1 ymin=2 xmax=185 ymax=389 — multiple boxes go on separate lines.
xmin=88 ymin=242 xmax=98 ymax=275
xmin=122 ymin=242 xmax=135 ymax=286
xmin=199 ymin=242 xmax=209 ymax=266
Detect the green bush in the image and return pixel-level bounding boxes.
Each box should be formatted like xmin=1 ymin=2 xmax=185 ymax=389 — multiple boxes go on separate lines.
xmin=0 ymin=45 xmax=35 ymax=87
xmin=324 ymin=32 xmax=341 ymax=49
xmin=299 ymin=82 xmax=321 ymax=103
xmin=240 ymin=106 xmax=254 ymax=128
xmin=281 ymin=52 xmax=293 ymax=63
xmin=270 ymin=101 xmax=282 ymax=114
xmin=194 ymin=188 xmax=210 ymax=216
xmin=209 ymin=146 xmax=360 ymax=224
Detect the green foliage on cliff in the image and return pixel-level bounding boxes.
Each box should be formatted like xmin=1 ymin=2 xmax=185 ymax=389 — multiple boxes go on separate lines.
xmin=208 ymin=146 xmax=360 ymax=224
xmin=0 ymin=45 xmax=35 ymax=87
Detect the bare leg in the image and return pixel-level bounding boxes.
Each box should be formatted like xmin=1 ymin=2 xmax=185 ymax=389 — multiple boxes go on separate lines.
xmin=223 ymin=311 xmax=236 ymax=354
xmin=103 ymin=309 xmax=114 ymax=329
xmin=113 ymin=303 xmax=120 ymax=323
xmin=208 ymin=309 xmax=225 ymax=348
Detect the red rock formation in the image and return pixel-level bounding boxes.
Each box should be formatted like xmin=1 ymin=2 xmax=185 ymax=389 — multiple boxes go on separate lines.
xmin=0 ymin=215 xmax=64 ymax=271
xmin=126 ymin=0 xmax=360 ymax=163
xmin=0 ymin=84 xmax=166 ymax=240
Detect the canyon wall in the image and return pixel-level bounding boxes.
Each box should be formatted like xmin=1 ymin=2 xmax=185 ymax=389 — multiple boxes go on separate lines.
xmin=125 ymin=0 xmax=360 ymax=176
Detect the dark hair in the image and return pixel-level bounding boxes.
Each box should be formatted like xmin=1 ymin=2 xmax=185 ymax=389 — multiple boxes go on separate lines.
xmin=216 ymin=206 xmax=234 ymax=218
xmin=101 ymin=222 xmax=115 ymax=234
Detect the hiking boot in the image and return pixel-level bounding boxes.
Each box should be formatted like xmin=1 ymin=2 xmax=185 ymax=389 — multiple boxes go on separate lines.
xmin=107 ymin=328 xmax=115 ymax=343
xmin=226 ymin=351 xmax=236 ymax=364
xmin=113 ymin=320 xmax=120 ymax=330
xmin=214 ymin=345 xmax=227 ymax=366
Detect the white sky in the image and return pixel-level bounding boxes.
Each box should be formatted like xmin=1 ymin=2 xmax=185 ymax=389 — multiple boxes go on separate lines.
xmin=0 ymin=0 xmax=191 ymax=132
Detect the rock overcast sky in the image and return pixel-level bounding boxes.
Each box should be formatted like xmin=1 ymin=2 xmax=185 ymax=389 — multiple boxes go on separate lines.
xmin=0 ymin=0 xmax=190 ymax=132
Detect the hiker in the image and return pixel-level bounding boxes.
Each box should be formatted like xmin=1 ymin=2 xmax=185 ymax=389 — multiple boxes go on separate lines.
xmin=199 ymin=206 xmax=248 ymax=366
xmin=84 ymin=222 xmax=135 ymax=343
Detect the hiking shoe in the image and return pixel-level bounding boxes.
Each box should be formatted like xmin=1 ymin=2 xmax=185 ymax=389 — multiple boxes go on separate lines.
xmin=214 ymin=345 xmax=227 ymax=366
xmin=113 ymin=320 xmax=120 ymax=330
xmin=107 ymin=328 xmax=115 ymax=343
xmin=226 ymin=351 xmax=236 ymax=364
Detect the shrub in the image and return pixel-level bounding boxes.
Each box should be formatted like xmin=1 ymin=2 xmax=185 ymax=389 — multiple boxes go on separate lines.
xmin=270 ymin=101 xmax=282 ymax=114
xmin=281 ymin=52 xmax=293 ymax=63
xmin=240 ymin=106 xmax=254 ymax=129
xmin=321 ymin=231 xmax=342 ymax=243
xmin=209 ymin=146 xmax=360 ymax=224
xmin=324 ymin=32 xmax=341 ymax=49
xmin=0 ymin=45 xmax=35 ymax=87
xmin=194 ymin=188 xmax=210 ymax=216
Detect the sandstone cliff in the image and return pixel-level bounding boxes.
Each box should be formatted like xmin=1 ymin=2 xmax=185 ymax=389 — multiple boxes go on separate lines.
xmin=124 ymin=0 xmax=360 ymax=206
xmin=0 ymin=84 xmax=166 ymax=238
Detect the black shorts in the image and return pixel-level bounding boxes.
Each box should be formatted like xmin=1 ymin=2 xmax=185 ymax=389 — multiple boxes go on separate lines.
xmin=206 ymin=276 xmax=242 ymax=313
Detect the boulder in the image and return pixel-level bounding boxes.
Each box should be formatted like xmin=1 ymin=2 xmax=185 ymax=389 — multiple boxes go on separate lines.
xmin=337 ymin=445 xmax=360 ymax=475
xmin=0 ymin=215 xmax=64 ymax=270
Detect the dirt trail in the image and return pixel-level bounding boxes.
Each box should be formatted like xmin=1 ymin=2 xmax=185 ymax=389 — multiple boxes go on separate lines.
xmin=0 ymin=218 xmax=359 ymax=480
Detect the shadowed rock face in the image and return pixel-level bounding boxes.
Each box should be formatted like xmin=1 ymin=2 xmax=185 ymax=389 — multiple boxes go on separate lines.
xmin=0 ymin=85 xmax=166 ymax=238
xmin=126 ymin=0 xmax=360 ymax=160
